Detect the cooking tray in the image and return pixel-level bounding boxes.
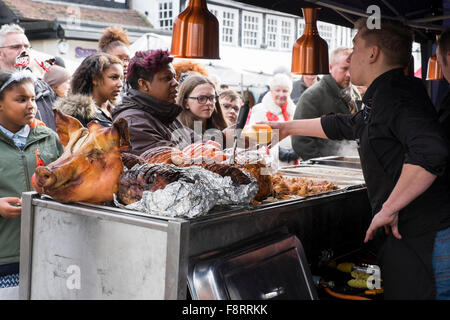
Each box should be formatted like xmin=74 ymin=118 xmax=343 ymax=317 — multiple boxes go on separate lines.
xmin=277 ymin=163 xmax=365 ymax=188
xmin=306 ymin=156 xmax=362 ymax=169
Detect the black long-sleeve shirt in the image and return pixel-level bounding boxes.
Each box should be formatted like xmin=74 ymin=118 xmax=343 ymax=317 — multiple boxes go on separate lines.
xmin=321 ymin=68 xmax=450 ymax=236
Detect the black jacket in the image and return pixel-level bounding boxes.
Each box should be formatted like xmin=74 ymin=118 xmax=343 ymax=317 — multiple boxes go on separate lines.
xmin=321 ymin=68 xmax=450 ymax=299
xmin=54 ymin=94 xmax=113 ymax=128
xmin=35 ymin=78 xmax=57 ymax=131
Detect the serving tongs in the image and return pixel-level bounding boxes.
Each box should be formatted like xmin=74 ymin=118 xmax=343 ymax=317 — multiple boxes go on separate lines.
xmin=229 ymin=100 xmax=250 ymax=165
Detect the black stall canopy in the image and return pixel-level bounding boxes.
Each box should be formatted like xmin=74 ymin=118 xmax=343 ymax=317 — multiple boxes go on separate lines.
xmin=234 ymin=0 xmax=450 ymax=105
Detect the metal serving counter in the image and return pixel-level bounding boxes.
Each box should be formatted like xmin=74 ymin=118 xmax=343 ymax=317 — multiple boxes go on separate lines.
xmin=19 ymin=163 xmax=371 ymax=300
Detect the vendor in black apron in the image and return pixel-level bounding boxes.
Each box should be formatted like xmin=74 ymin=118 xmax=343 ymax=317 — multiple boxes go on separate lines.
xmin=262 ymin=18 xmax=450 ymax=299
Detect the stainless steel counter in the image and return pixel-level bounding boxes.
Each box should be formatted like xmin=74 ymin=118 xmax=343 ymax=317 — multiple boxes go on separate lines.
xmin=19 ymin=164 xmax=371 ymax=300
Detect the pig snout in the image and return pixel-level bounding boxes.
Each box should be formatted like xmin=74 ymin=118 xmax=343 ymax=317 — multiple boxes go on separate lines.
xmin=34 ymin=166 xmax=57 ymax=188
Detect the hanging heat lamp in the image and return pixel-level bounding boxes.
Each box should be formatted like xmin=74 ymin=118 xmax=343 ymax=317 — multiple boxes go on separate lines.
xmin=291 ymin=8 xmax=329 ymax=75
xmin=170 ymin=0 xmax=220 ymax=59
xmin=426 ymin=35 xmax=443 ymax=80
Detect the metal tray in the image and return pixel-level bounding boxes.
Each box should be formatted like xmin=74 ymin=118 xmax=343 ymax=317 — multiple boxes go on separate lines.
xmin=307 ymin=156 xmax=362 ymax=169
xmin=277 ymin=163 xmax=365 ymax=188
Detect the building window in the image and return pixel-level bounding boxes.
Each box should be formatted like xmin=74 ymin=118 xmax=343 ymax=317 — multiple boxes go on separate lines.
xmin=158 ymin=1 xmax=173 ymax=30
xmin=266 ymin=18 xmax=277 ymax=49
xmin=297 ymin=20 xmax=305 ymax=37
xmin=222 ymin=11 xmax=235 ymax=44
xmin=242 ymin=13 xmax=260 ymax=48
xmin=280 ymin=20 xmax=292 ymax=49
xmin=210 ymin=9 xmax=218 ymax=17
xmin=317 ymin=22 xmax=334 ymax=47
xmin=208 ymin=5 xmax=238 ymax=46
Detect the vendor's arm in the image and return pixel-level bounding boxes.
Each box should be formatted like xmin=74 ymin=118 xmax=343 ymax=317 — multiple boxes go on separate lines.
xmin=262 ymin=112 xmax=359 ymax=146
xmin=262 ymin=118 xmax=327 ymax=144
xmin=0 ymin=197 xmax=22 ymax=219
xmin=364 ymin=164 xmax=437 ymax=242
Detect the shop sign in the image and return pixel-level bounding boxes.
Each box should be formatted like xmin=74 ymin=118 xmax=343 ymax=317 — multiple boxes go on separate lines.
xmin=75 ymin=47 xmax=97 ymax=59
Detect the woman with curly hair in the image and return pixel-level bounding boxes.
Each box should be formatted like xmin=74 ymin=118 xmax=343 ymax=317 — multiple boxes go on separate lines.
xmin=176 ymin=75 xmax=228 ymax=135
xmin=112 ymin=49 xmax=201 ymax=155
xmin=98 ymin=27 xmax=131 ymax=79
xmin=54 ymin=52 xmax=123 ymax=127
xmin=172 ymin=60 xmax=209 ymax=83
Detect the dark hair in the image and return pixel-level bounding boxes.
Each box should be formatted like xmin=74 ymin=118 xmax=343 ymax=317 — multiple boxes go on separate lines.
xmin=354 ymin=18 xmax=413 ymax=68
xmin=71 ymin=52 xmax=122 ymax=95
xmin=0 ymin=71 xmax=34 ymax=100
xmin=98 ymin=27 xmax=130 ymax=53
xmin=176 ymin=75 xmax=228 ymax=132
xmin=437 ymin=29 xmax=450 ymax=66
xmin=127 ymin=49 xmax=173 ymax=89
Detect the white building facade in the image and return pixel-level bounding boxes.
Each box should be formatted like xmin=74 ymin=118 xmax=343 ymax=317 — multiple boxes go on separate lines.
xmin=131 ymin=0 xmax=421 ymax=87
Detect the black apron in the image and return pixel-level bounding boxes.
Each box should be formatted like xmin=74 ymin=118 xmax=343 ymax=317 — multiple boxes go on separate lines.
xmin=357 ymin=105 xmax=436 ymax=300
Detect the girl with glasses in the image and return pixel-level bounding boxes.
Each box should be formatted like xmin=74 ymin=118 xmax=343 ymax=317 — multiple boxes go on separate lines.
xmin=176 ymin=75 xmax=228 ymax=136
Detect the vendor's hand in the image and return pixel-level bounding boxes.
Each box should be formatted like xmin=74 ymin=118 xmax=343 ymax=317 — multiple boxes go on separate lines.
xmin=222 ymin=124 xmax=254 ymax=149
xmin=364 ymin=208 xmax=401 ymax=243
xmin=256 ymin=121 xmax=290 ymax=145
xmin=0 ymin=197 xmax=22 ymax=218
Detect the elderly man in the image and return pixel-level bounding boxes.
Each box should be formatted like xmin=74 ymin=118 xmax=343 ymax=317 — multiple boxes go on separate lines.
xmin=263 ymin=18 xmax=450 ymax=299
xmin=0 ymin=24 xmax=57 ymax=130
xmin=290 ymin=75 xmax=319 ymax=105
xmin=292 ymin=47 xmax=361 ymax=160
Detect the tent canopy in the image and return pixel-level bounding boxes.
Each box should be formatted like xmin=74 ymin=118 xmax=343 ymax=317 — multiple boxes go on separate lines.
xmin=233 ymin=0 xmax=445 ymax=43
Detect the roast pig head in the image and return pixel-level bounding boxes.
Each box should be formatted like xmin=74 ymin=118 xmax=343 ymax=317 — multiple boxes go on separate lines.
xmin=31 ymin=109 xmax=130 ymax=203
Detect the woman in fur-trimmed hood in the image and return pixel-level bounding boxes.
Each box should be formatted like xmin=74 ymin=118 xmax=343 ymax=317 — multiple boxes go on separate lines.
xmin=54 ymin=93 xmax=112 ymax=127
xmin=61 ymin=52 xmax=124 ymax=127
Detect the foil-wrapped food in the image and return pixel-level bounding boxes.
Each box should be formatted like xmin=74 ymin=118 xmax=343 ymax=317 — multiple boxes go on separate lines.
xmin=114 ymin=163 xmax=258 ymax=218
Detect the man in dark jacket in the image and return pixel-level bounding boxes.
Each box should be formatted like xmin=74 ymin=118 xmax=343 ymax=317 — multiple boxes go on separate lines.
xmin=0 ymin=24 xmax=56 ymax=131
xmin=292 ymin=47 xmax=361 ymax=160
xmin=290 ymin=75 xmax=319 ymax=105
xmin=436 ymin=29 xmax=450 ymax=188
xmin=263 ymin=18 xmax=450 ymax=299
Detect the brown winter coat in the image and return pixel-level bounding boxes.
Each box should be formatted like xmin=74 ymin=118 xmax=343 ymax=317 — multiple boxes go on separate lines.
xmin=112 ymin=88 xmax=196 ymax=155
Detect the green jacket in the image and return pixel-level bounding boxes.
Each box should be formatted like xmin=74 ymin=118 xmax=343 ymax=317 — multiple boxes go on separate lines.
xmin=0 ymin=125 xmax=63 ymax=266
xmin=292 ymin=75 xmax=361 ymax=160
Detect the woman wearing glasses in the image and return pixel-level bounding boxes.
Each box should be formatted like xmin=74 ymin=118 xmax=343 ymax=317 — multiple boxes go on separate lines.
xmin=176 ymin=75 xmax=228 ymax=136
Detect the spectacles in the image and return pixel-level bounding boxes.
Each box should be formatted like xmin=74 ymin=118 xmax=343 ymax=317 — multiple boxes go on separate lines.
xmin=188 ymin=95 xmax=217 ymax=104
xmin=222 ymin=103 xmax=240 ymax=113
xmin=0 ymin=43 xmax=31 ymax=50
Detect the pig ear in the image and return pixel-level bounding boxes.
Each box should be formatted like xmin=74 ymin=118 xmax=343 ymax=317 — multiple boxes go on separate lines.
xmin=113 ymin=118 xmax=131 ymax=151
xmin=54 ymin=109 xmax=84 ymax=146
xmin=87 ymin=120 xmax=106 ymax=133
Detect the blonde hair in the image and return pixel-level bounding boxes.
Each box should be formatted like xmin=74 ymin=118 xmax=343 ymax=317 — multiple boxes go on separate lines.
xmin=330 ymin=47 xmax=352 ymax=65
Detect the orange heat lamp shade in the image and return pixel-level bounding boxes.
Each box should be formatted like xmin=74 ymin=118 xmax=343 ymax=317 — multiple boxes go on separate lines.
xmin=170 ymin=0 xmax=220 ymax=59
xmin=426 ymin=55 xmax=443 ymax=80
xmin=292 ymin=8 xmax=329 ymax=75
xmin=427 ymin=34 xmax=443 ymax=81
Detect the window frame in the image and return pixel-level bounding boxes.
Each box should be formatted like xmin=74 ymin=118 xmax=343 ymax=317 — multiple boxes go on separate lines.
xmin=241 ymin=11 xmax=263 ymax=48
